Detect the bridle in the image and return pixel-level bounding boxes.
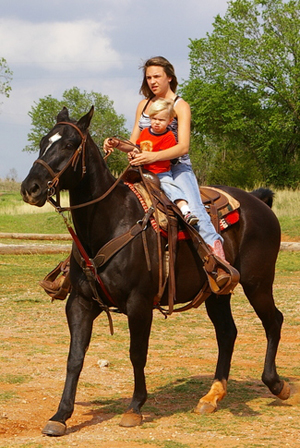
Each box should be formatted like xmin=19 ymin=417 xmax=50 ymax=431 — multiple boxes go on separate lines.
xmin=34 ymin=121 xmax=88 ymax=206
xmin=34 ymin=122 xmax=132 ymax=212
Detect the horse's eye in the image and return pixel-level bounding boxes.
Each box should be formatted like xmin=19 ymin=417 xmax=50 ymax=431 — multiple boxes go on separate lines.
xmin=65 ymin=143 xmax=74 ymax=150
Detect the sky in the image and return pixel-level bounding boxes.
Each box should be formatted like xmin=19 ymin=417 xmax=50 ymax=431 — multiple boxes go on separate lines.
xmin=0 ymin=0 xmax=230 ymax=181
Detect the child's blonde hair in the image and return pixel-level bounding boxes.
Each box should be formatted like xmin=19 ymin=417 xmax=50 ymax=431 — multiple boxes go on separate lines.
xmin=148 ymin=98 xmax=176 ymax=120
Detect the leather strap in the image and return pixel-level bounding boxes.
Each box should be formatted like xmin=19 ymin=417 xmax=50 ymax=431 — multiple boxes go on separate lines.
xmin=93 ymin=207 xmax=155 ymax=268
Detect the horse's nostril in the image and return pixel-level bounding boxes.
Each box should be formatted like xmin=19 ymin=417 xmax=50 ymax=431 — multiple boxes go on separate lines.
xmin=31 ymin=183 xmax=40 ymax=195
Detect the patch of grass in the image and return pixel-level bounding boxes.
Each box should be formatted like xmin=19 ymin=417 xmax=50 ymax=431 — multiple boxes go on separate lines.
xmin=0 ymin=374 xmax=31 ymax=384
xmin=271 ymin=189 xmax=300 ymax=240
xmin=161 ymin=442 xmax=191 ymax=448
xmin=276 ymin=251 xmax=300 ymax=271
xmin=278 ymin=216 xmax=300 ymax=240
xmin=13 ymin=444 xmax=43 ymax=448
xmin=0 ymin=191 xmax=23 ymax=210
xmin=0 ymin=254 xmax=70 ymax=299
xmin=0 ymin=180 xmax=20 ymax=193
xmin=272 ymin=189 xmax=300 ymax=218
xmin=0 ymin=212 xmax=68 ymax=233
xmin=0 ymin=391 xmax=17 ymax=402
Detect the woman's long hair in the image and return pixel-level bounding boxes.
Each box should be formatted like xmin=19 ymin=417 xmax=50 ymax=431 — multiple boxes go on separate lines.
xmin=139 ymin=56 xmax=178 ymax=98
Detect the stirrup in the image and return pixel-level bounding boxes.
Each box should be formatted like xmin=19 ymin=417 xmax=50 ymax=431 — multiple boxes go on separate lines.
xmin=39 ymin=256 xmax=71 ymax=301
xmin=204 ymin=255 xmax=240 ymax=295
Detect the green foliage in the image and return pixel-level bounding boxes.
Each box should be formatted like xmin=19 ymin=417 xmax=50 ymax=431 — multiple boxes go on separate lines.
xmin=181 ymin=0 xmax=300 ymax=188
xmin=24 ymin=87 xmax=129 ymax=173
xmin=0 ymin=57 xmax=13 ymax=99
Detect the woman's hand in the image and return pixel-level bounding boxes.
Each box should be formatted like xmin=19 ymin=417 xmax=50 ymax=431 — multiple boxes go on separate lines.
xmin=103 ymin=138 xmax=119 ymax=155
xmin=129 ymin=150 xmax=158 ymax=166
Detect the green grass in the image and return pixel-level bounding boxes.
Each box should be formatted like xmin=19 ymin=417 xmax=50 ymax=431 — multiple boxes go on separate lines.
xmin=277 ymin=215 xmax=300 ymax=240
xmin=0 ymin=180 xmax=69 ymax=233
xmin=276 ymin=251 xmax=300 ymax=271
xmin=0 ymin=391 xmax=17 ymax=402
xmin=0 ymin=180 xmax=20 ymax=193
xmin=0 ymin=212 xmax=68 ymax=233
xmin=0 ymin=374 xmax=31 ymax=385
xmin=272 ymin=189 xmax=300 ymax=218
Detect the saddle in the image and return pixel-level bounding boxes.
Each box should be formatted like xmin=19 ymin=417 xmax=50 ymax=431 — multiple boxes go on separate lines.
xmin=39 ymin=168 xmax=240 ymax=315
xmin=199 ymin=186 xmax=240 ymax=233
xmin=121 ymin=169 xmax=240 ymax=313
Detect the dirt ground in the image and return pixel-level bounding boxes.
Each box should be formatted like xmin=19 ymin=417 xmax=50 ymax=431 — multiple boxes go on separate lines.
xmin=0 ymin=256 xmax=300 ymax=448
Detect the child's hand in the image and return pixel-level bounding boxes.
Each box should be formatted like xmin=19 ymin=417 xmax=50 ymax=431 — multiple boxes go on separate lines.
xmin=128 ymin=148 xmax=140 ymax=162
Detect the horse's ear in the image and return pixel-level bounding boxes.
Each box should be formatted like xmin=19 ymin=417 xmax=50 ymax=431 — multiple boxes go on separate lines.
xmin=57 ymin=107 xmax=70 ymax=123
xmin=77 ymin=106 xmax=94 ymax=132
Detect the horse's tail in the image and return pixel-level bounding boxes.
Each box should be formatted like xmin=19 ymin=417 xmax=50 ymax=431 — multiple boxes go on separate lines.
xmin=250 ymin=187 xmax=274 ymax=208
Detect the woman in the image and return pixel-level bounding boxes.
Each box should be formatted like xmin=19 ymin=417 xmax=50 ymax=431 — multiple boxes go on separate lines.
xmin=104 ymin=56 xmax=228 ymax=268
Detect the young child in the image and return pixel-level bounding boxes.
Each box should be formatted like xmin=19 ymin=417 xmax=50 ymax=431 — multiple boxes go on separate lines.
xmin=109 ymin=99 xmax=199 ymax=226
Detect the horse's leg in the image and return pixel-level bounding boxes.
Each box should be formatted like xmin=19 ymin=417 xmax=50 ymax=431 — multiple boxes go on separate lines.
xmin=119 ymin=301 xmax=153 ymax=427
xmin=195 ymin=293 xmax=237 ymax=414
xmin=243 ymin=282 xmax=290 ymax=400
xmin=42 ymin=293 xmax=101 ymax=436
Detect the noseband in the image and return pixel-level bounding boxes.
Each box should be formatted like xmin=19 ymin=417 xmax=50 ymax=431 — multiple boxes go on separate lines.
xmin=34 ymin=121 xmax=87 ymax=201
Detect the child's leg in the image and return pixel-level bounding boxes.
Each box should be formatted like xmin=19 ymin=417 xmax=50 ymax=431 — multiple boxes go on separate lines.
xmin=171 ymin=163 xmax=223 ymax=245
xmin=157 ymin=172 xmax=199 ymax=225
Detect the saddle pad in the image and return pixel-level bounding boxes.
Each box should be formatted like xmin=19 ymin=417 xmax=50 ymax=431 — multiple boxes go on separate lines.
xmin=131 ymin=182 xmax=240 ymax=234
xmin=133 ymin=182 xmax=169 ymax=231
xmin=200 ymin=186 xmax=240 ymax=218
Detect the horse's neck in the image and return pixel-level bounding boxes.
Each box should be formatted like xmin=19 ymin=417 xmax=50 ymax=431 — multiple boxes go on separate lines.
xmin=69 ymin=139 xmax=126 ymax=244
xmin=70 ymin=138 xmax=116 ymax=205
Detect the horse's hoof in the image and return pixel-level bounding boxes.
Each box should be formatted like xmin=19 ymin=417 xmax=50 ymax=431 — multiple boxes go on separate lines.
xmin=42 ymin=420 xmax=67 ymax=436
xmin=276 ymin=380 xmax=290 ymax=400
xmin=119 ymin=409 xmax=143 ymax=427
xmin=194 ymin=402 xmax=217 ymax=414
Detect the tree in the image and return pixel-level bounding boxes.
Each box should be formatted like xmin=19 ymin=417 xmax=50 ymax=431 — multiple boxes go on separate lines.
xmin=181 ymin=0 xmax=300 ymax=188
xmin=6 ymin=168 xmax=18 ymax=182
xmin=25 ymin=87 xmax=130 ymax=173
xmin=0 ymin=57 xmax=13 ymax=99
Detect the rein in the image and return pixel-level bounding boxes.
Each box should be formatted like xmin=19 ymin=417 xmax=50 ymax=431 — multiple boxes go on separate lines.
xmin=36 ymin=124 xmax=156 ymax=333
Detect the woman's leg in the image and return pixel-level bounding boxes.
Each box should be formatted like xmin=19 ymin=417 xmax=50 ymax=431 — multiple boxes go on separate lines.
xmin=171 ymin=163 xmax=223 ymax=246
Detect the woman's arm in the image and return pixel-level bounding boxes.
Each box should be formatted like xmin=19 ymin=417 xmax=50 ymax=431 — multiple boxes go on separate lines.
xmin=130 ymin=99 xmax=146 ymax=143
xmin=103 ymin=99 xmax=146 ymax=154
xmin=130 ymin=99 xmax=191 ymax=166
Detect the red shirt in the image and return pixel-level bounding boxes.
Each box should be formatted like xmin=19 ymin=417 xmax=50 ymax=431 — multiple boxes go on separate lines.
xmin=136 ymin=127 xmax=176 ymax=173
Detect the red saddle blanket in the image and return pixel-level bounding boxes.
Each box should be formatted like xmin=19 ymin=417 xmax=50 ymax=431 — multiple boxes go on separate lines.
xmin=126 ymin=182 xmax=240 ymax=240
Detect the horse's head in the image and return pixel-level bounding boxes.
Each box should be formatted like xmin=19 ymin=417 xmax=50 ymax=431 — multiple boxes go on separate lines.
xmin=21 ymin=106 xmax=94 ymax=207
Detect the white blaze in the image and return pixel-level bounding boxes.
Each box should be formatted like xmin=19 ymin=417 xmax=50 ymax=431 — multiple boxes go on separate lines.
xmin=44 ymin=132 xmax=62 ymax=154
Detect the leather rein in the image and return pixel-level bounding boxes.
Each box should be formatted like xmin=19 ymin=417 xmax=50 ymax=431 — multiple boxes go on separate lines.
xmin=34 ymin=122 xmax=155 ymax=334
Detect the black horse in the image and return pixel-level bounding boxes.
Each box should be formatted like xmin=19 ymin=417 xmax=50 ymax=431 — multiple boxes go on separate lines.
xmin=21 ymin=107 xmax=290 ymax=436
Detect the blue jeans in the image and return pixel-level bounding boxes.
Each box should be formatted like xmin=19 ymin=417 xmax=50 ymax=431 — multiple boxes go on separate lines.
xmin=157 ymin=170 xmax=187 ymax=202
xmin=157 ymin=170 xmax=187 ymax=203
xmin=171 ymin=162 xmax=223 ymax=246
